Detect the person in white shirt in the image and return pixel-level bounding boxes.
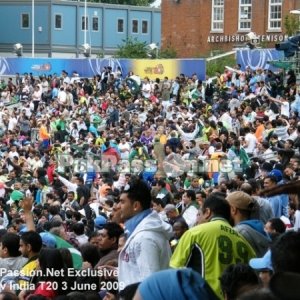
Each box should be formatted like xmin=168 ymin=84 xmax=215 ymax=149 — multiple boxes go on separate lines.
xmin=142 ymin=77 xmax=151 ymax=99
xmin=268 ymin=95 xmax=290 ymax=118
xmin=119 ymin=138 xmax=131 ymax=160
xmin=243 ymin=127 xmax=257 ymax=155
xmin=7 ymin=113 xmax=18 ymax=132
xmin=57 ymin=87 xmax=67 ymax=106
xmin=178 ymin=190 xmax=198 ymax=228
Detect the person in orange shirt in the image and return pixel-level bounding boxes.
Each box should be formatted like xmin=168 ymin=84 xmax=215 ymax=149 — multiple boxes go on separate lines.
xmin=255 ymin=118 xmax=265 ymax=143
xmin=39 ymin=119 xmax=50 ymax=149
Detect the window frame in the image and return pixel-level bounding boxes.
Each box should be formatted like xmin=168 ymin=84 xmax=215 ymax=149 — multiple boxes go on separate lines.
xmin=132 ymin=19 xmax=138 ymax=34
xmin=238 ymin=0 xmax=252 ymax=31
xmin=211 ymin=0 xmax=224 ymax=33
xmin=82 ymin=15 xmax=89 ymax=31
xmin=21 ymin=13 xmax=30 ymax=29
xmin=54 ymin=14 xmax=63 ymax=30
xmin=142 ymin=20 xmax=148 ymax=34
xmin=117 ymin=18 xmax=124 ymax=33
xmin=92 ymin=16 xmax=99 ymax=32
xmin=268 ymin=0 xmax=282 ymax=31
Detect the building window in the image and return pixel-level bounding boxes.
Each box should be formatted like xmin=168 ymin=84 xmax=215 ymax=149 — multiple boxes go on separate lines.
xmin=239 ymin=0 xmax=251 ymax=31
xmin=92 ymin=17 xmax=99 ymax=31
xmin=117 ymin=19 xmax=124 ymax=33
xmin=211 ymin=0 xmax=224 ymax=32
xmin=142 ymin=20 xmax=148 ymax=34
xmin=82 ymin=16 xmax=88 ymax=31
xmin=268 ymin=0 xmax=282 ymax=30
xmin=132 ymin=20 xmax=138 ymax=33
xmin=55 ymin=14 xmax=62 ymax=29
xmin=21 ymin=13 xmax=30 ymax=29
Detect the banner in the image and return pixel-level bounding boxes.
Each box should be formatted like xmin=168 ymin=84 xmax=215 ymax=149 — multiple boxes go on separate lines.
xmin=236 ymin=49 xmax=284 ymax=71
xmin=0 ymin=57 xmax=206 ymax=80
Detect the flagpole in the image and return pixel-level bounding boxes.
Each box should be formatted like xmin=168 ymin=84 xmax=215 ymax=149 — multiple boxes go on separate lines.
xmin=32 ymin=0 xmax=35 ymax=57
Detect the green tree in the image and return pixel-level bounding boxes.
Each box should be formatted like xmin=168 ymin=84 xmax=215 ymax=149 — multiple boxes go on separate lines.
xmin=159 ymin=47 xmax=177 ymax=58
xmin=114 ymin=37 xmax=148 ymax=58
xmin=284 ymin=15 xmax=300 ymax=37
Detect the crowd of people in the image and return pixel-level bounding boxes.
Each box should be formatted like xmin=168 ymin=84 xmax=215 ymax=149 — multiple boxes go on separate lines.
xmin=0 ymin=64 xmax=299 ymax=299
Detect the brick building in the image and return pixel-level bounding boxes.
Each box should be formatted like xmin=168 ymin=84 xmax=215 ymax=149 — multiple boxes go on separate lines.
xmin=162 ymin=0 xmax=300 ymax=58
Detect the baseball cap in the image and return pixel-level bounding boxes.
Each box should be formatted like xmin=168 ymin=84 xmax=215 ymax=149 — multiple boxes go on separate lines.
xmin=226 ymin=191 xmax=256 ymax=211
xmin=249 ymin=250 xmax=273 ymax=271
xmin=94 ymin=215 xmax=107 ymax=230
xmin=269 ymin=169 xmax=283 ymax=183
xmin=40 ymin=232 xmax=56 ymax=248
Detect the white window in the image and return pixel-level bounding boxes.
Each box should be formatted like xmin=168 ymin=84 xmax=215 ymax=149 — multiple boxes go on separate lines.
xmin=21 ymin=13 xmax=30 ymax=29
xmin=82 ymin=16 xmax=88 ymax=31
xmin=55 ymin=14 xmax=62 ymax=30
xmin=239 ymin=0 xmax=251 ymax=31
xmin=211 ymin=0 xmax=224 ymax=32
xmin=268 ymin=0 xmax=282 ymax=30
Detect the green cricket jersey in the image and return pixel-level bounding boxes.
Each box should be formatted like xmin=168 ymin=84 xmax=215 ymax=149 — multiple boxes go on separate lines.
xmin=170 ymin=217 xmax=256 ymax=299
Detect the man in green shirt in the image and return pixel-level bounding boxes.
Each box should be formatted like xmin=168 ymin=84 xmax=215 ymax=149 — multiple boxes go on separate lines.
xmin=170 ymin=192 xmax=256 ymax=300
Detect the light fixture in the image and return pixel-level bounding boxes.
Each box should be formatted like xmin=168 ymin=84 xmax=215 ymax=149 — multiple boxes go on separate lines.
xmin=13 ymin=43 xmax=23 ymax=57
xmin=148 ymin=43 xmax=158 ymax=50
xmin=80 ymin=43 xmax=91 ymax=58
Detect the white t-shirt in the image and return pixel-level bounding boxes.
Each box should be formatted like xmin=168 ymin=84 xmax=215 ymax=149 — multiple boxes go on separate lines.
xmin=281 ymin=101 xmax=290 ymax=118
xmin=142 ymin=83 xmax=151 ymax=98
xmin=244 ymin=133 xmax=257 ymax=154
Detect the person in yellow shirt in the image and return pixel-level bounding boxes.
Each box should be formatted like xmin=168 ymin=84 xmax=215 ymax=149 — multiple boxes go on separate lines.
xmin=18 ymin=231 xmax=43 ymax=292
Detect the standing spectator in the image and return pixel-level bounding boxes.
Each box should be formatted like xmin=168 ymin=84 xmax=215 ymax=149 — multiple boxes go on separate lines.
xmin=118 ymin=178 xmax=172 ymax=288
xmin=170 ymin=192 xmax=255 ymax=299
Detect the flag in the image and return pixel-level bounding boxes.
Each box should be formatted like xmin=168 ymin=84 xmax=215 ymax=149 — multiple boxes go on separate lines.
xmin=51 ymin=233 xmax=83 ymax=269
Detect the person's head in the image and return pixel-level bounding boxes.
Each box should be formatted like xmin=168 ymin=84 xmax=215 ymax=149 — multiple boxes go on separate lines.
xmin=0 ymin=233 xmax=21 ymax=258
xmin=118 ymin=179 xmax=151 ymax=221
xmin=173 ymin=220 xmax=189 ymax=240
xmin=182 ymin=190 xmax=196 ymax=205
xmin=271 ymin=231 xmax=300 ymax=274
xmin=152 ymin=198 xmax=165 ymax=213
xmin=19 ymin=231 xmax=42 ymax=258
xmin=73 ymin=223 xmax=85 ymax=236
xmin=67 ymin=191 xmax=75 ymax=201
xmin=195 ymin=191 xmax=206 ymax=208
xmin=39 ymin=247 xmax=64 ymax=270
xmin=99 ymin=222 xmax=124 ymax=251
xmin=263 ymin=175 xmax=278 ymax=189
xmin=80 ymin=243 xmax=101 ymax=268
xmin=88 ymin=231 xmax=101 ymax=248
xmin=200 ymin=192 xmax=230 ymax=223
xmin=264 ymin=218 xmax=286 ymax=236
xmin=226 ymin=191 xmax=257 ymax=224
xmin=164 ymin=204 xmax=178 ymax=220
xmin=220 ymin=263 xmax=260 ymax=300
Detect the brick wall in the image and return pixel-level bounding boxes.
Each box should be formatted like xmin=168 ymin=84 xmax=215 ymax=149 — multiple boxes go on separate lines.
xmin=162 ymin=0 xmax=300 ymax=58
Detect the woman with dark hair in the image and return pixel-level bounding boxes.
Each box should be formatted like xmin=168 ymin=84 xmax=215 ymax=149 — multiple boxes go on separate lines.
xmin=32 ymin=248 xmax=70 ymax=298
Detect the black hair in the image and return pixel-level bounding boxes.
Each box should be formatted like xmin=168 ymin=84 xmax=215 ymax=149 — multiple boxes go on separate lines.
xmin=271 ymin=231 xmax=300 ymax=274
xmin=80 ymin=244 xmax=100 ymax=268
xmin=173 ymin=219 xmax=189 ymax=231
xmin=20 ymin=231 xmax=42 ymax=253
xmin=184 ymin=190 xmax=196 ymax=201
xmin=122 ymin=178 xmax=151 ymax=210
xmin=103 ymin=222 xmax=124 ymax=244
xmin=237 ymin=288 xmax=278 ymax=300
xmin=267 ymin=218 xmax=286 ymax=234
xmin=119 ymin=282 xmax=140 ymax=300
xmin=1 ymin=233 xmax=21 ymax=257
xmin=202 ymin=192 xmax=231 ymax=221
xmin=73 ymin=223 xmax=85 ymax=236
xmin=220 ymin=263 xmax=260 ymax=300
xmin=152 ymin=198 xmax=166 ymax=208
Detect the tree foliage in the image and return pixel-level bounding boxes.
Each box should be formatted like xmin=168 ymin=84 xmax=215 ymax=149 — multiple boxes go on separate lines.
xmin=114 ymin=37 xmax=149 ymax=58
xmin=160 ymin=47 xmax=177 ymax=58
xmin=284 ymin=15 xmax=300 ymax=37
xmin=206 ymin=54 xmax=236 ymax=77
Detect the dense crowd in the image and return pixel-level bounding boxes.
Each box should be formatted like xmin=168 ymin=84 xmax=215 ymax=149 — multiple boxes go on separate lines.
xmin=0 ymin=64 xmax=299 ymax=299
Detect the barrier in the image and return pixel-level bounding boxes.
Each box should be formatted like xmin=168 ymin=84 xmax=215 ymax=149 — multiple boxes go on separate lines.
xmin=0 ymin=57 xmax=206 ymax=81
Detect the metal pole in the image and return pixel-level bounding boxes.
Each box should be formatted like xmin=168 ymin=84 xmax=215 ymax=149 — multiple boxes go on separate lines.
xmin=84 ymin=0 xmax=87 ymax=45
xmin=32 ymin=0 xmax=35 ymax=57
